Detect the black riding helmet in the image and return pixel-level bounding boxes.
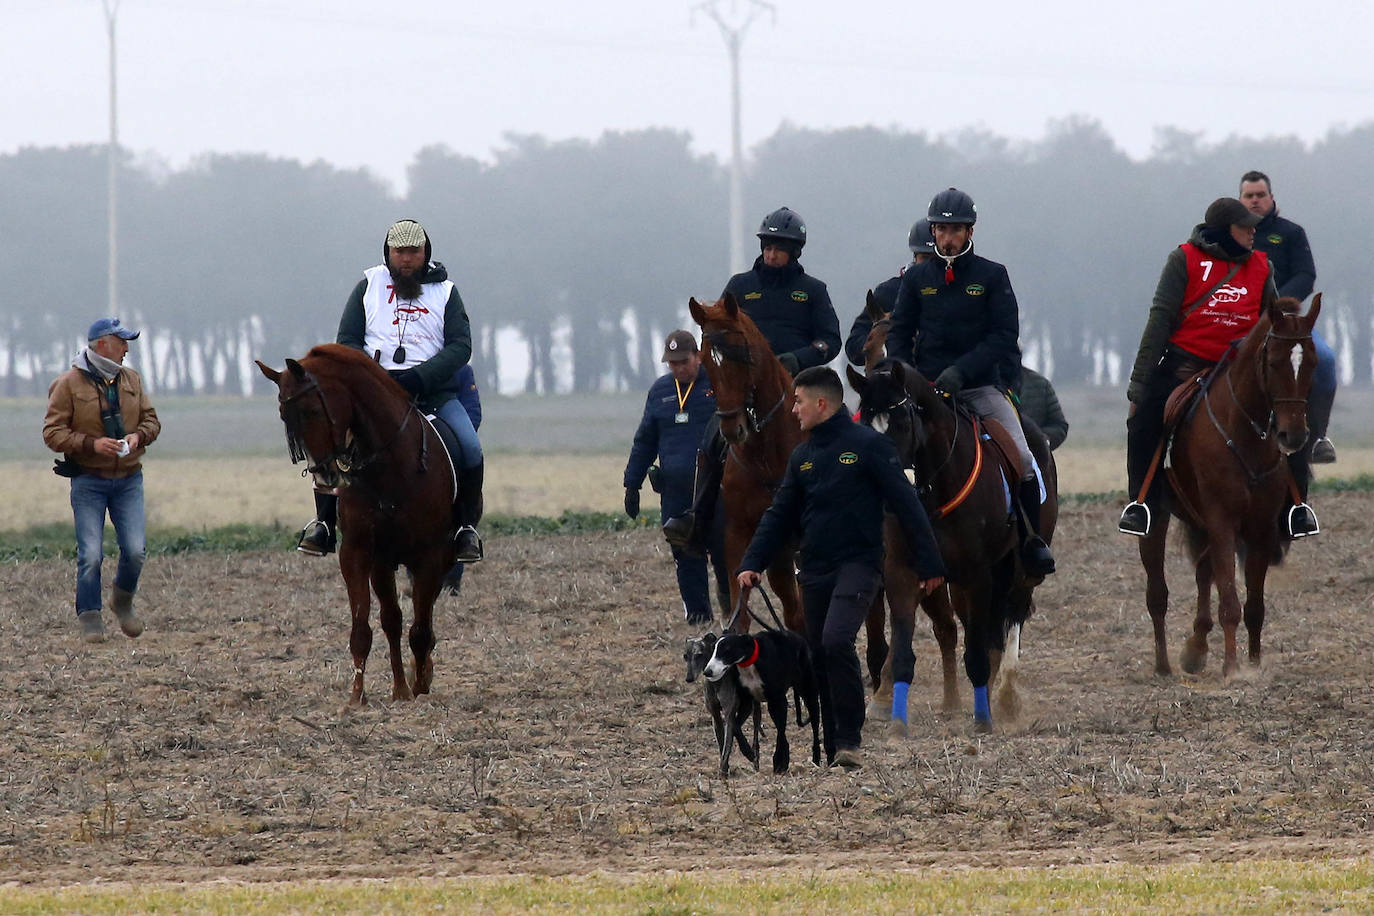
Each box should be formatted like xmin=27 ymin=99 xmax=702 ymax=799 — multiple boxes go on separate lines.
xmin=757 ymin=206 xmax=807 ymax=259
xmin=382 ymin=218 xmax=432 ymax=264
xmin=927 ymin=188 xmax=977 ymax=225
xmin=908 ymin=218 xmax=934 ymax=255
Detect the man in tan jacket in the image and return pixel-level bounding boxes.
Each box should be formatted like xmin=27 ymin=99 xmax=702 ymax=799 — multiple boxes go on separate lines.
xmin=43 ymin=318 xmax=160 ymax=643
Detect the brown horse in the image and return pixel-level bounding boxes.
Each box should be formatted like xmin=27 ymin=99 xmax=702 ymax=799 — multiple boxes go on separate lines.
xmin=688 ymin=293 xmax=805 ymax=633
xmin=1139 ymin=295 xmax=1321 ymax=680
xmin=256 ymin=344 xmax=457 ymax=708
xmin=848 ymin=353 xmax=1058 ymax=730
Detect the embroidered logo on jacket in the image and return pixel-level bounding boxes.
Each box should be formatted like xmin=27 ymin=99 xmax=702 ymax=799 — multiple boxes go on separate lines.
xmin=1266 ymin=234 xmax=1283 ymax=245
xmin=799 ymin=460 xmax=814 ymax=472
xmin=920 ymin=287 xmax=939 ymax=296
xmin=838 ymin=451 xmax=858 ymax=465
xmin=791 ymin=291 xmax=809 ymax=302
xmin=745 ymin=292 xmax=763 ymax=300
xmin=965 ymin=284 xmax=985 ymax=296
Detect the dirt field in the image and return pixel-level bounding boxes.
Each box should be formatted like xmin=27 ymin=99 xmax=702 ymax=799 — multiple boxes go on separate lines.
xmin=4 ymin=495 xmax=1374 ymax=886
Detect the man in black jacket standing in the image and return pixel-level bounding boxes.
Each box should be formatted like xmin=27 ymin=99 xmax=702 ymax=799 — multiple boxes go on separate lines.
xmin=1240 ymin=170 xmax=1338 ymax=464
xmin=737 ymin=367 xmax=946 ymax=770
xmin=663 ymin=207 xmax=842 ymax=554
xmin=888 ymin=188 xmax=1055 ymax=577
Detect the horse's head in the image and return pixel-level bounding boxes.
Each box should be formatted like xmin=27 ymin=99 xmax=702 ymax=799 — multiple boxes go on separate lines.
xmin=860 ymin=290 xmax=892 ymax=371
xmin=256 ymin=346 xmax=363 ymax=484
xmin=1262 ymin=293 xmax=1322 ymax=455
xmin=847 ymin=360 xmax=927 ymax=463
xmin=689 ymin=293 xmax=785 ymax=445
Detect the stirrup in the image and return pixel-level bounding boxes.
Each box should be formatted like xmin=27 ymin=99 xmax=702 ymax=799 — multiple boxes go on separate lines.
xmin=1118 ymin=502 xmax=1151 ymax=537
xmin=296 ymin=520 xmax=335 ymax=556
xmin=1287 ymin=503 xmax=1320 ymax=539
xmin=455 ymin=525 xmax=484 ymax=562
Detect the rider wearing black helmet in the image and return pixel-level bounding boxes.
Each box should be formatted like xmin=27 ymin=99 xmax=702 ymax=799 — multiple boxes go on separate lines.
xmin=887 ymin=188 xmax=1056 ymax=578
xmin=845 ymin=218 xmax=935 ymax=366
xmin=662 ymin=206 xmax=842 ymax=555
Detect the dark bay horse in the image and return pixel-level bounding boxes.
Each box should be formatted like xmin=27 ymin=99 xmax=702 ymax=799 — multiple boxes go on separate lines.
xmin=688 ymin=293 xmax=805 ymax=633
xmin=256 ymin=344 xmax=457 ymax=708
xmin=1140 ymin=295 xmax=1321 ymax=680
xmin=849 ymin=355 xmax=1058 ymax=730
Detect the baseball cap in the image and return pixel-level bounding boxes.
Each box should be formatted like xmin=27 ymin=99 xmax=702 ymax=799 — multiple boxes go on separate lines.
xmin=386 ymin=219 xmax=428 ymax=249
xmin=661 ymin=329 xmax=699 ymax=362
xmin=1204 ymin=197 xmax=1262 ymax=229
xmin=87 ymin=317 xmax=140 ymax=341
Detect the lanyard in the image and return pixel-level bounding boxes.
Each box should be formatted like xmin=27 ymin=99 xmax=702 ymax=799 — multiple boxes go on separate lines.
xmin=674 ymin=377 xmax=695 ymax=412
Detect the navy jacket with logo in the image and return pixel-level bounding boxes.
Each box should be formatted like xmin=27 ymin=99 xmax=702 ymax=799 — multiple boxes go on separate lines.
xmin=844 ymin=270 xmax=905 ymax=366
xmin=740 ymin=411 xmax=946 ymax=580
xmin=623 ymin=364 xmax=715 ymax=517
xmin=887 ymin=251 xmax=1020 ymax=390
xmin=722 ymin=257 xmax=842 ymax=372
xmin=1252 ymin=207 xmax=1316 ymax=301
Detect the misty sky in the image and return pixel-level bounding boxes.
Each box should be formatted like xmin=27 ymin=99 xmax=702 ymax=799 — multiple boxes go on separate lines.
xmin=8 ymin=0 xmax=1374 ymax=192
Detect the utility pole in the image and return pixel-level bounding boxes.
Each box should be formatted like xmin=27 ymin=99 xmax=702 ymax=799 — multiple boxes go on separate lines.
xmin=103 ymin=0 xmax=120 ymax=315
xmin=694 ymin=0 xmax=775 ymax=274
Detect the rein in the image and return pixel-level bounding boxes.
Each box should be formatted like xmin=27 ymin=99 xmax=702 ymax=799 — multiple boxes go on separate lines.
xmin=281 ymin=368 xmax=423 ymax=478
xmin=882 ymin=388 xmax=982 ymax=521
xmin=1202 ymin=327 xmax=1311 ymax=486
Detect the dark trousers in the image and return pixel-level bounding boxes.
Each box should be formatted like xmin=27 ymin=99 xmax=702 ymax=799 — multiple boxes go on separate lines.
xmin=800 ymin=562 xmax=883 ymax=753
xmin=662 ymin=485 xmax=729 ymax=619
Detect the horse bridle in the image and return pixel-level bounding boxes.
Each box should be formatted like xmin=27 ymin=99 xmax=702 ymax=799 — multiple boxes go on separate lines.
xmin=864 ymin=374 xmax=984 ymax=518
xmin=1204 ymin=327 xmax=1312 ymax=483
xmin=279 ymin=369 xmax=421 ymax=478
xmin=704 ymin=329 xmax=789 ymax=436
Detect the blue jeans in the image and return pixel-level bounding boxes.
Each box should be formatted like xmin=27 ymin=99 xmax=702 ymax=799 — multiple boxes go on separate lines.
xmin=70 ymin=472 xmax=146 ymax=615
xmin=435 ymin=397 xmax=483 ymax=470
xmin=1309 ymin=328 xmax=1337 ymax=439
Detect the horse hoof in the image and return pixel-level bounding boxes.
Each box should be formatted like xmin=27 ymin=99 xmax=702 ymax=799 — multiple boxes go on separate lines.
xmin=866 ymin=699 xmax=891 ymax=721
xmin=996 ymin=691 xmax=1022 ymax=722
xmin=887 ymin=718 xmax=909 ymax=738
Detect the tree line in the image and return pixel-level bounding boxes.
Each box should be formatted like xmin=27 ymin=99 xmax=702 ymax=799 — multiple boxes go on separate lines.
xmin=2 ymin=117 xmax=1369 ymax=397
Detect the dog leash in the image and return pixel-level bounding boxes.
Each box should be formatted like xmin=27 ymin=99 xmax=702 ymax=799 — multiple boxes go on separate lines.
xmin=726 ymin=583 xmax=787 ymax=633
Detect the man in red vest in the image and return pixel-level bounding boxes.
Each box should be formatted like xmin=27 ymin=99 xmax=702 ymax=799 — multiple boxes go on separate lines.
xmin=1119 ymin=197 xmax=1319 ymax=538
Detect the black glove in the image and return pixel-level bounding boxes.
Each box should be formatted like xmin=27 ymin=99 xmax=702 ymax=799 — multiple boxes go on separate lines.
xmin=778 ymin=352 xmax=801 ymax=376
xmin=933 ymin=366 xmax=964 ymax=395
xmin=390 ymin=368 xmax=423 ymax=396
xmin=624 ymin=487 xmax=640 ymax=519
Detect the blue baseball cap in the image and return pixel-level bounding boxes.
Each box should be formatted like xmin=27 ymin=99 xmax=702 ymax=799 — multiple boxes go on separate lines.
xmin=87 ymin=317 xmax=140 ymax=341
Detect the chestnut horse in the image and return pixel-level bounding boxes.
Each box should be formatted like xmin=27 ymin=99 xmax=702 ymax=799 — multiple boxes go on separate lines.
xmin=256 ymin=344 xmax=457 ymax=707
xmin=848 ymin=355 xmax=1058 ymax=729
xmin=688 ymin=294 xmax=805 ymax=633
xmin=1140 ymin=295 xmax=1321 ymax=680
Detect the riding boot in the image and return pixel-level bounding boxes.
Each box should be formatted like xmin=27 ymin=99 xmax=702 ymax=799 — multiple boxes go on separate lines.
xmin=297 ymin=490 xmax=338 ymax=556
xmin=1017 ymin=479 xmax=1055 ymax=577
xmin=454 ymin=461 xmax=485 ymax=562
xmin=663 ymin=439 xmax=725 ymax=558
xmin=1119 ymin=422 xmax=1159 ymax=537
xmin=1286 ymin=452 xmax=1321 ymax=538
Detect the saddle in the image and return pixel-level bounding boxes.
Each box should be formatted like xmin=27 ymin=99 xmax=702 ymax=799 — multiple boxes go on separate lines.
xmin=979 ymin=416 xmax=1024 ymax=483
xmin=421 ymin=413 xmax=461 ymax=505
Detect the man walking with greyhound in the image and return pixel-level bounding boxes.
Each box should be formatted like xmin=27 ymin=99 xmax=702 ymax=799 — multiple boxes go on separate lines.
xmin=736 ymin=367 xmax=945 ymax=769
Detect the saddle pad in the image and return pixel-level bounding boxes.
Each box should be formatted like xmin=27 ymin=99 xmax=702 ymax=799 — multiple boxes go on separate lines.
xmin=421 ymin=413 xmax=460 ymax=504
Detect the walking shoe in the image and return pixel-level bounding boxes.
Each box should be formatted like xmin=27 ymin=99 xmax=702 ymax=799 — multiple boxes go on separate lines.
xmin=78 ymin=610 xmax=106 ymax=644
xmin=1311 ymin=437 xmax=1337 ymax=464
xmin=1287 ymin=503 xmax=1321 ymax=539
xmin=111 ymin=586 xmax=144 ymax=638
xmin=454 ymin=526 xmax=484 ymax=563
xmin=296 ymin=519 xmax=335 ymax=556
xmin=832 ymin=747 xmax=863 ymax=770
xmin=1118 ymin=502 xmax=1151 ymax=537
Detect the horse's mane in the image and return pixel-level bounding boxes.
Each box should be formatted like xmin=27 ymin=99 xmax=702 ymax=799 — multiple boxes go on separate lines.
xmin=302 ymin=343 xmax=405 ymax=404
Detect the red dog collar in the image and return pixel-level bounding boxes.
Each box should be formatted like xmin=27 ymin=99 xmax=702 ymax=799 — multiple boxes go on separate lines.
xmin=738 ymin=637 xmax=760 ymax=668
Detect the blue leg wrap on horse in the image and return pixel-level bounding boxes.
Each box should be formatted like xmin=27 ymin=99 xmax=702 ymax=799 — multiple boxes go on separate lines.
xmin=892 ymin=681 xmax=909 ymax=724
xmin=973 ymin=685 xmax=991 ymax=723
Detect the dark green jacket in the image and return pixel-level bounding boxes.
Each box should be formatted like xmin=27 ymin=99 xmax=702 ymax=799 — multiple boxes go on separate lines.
xmin=1018 ymin=368 xmax=1068 ymax=450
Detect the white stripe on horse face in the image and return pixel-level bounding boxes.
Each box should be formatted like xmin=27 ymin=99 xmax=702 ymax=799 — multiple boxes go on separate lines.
xmin=1290 ymin=342 xmax=1304 ymax=379
xmin=871 ymin=413 xmax=890 ymax=434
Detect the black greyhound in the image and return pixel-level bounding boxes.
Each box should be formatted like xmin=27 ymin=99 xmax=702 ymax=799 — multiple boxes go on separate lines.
xmin=703 ymin=631 xmax=821 ymax=774
xmin=684 ymin=633 xmax=760 ymax=776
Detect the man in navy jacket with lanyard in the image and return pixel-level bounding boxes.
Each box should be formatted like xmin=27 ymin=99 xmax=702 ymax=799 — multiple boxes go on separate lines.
xmin=624 ymin=330 xmax=727 ymax=625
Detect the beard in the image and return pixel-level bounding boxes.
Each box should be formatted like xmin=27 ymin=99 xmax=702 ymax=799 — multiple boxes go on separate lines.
xmin=388 ymin=260 xmax=425 ymax=300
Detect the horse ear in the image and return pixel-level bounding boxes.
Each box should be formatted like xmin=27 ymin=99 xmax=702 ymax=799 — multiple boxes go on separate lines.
xmin=845 ymin=363 xmax=867 ymax=394
xmin=255 ymin=360 xmax=281 ymax=384
xmin=1305 ymin=292 xmax=1322 ymax=327
xmin=688 ymin=297 xmax=707 ymax=326
xmin=864 ymin=290 xmax=886 ymax=322
xmin=285 ymin=358 xmax=307 ymax=380
xmin=892 ymin=360 xmax=909 ymax=388
xmin=722 ymin=292 xmax=739 ymax=318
